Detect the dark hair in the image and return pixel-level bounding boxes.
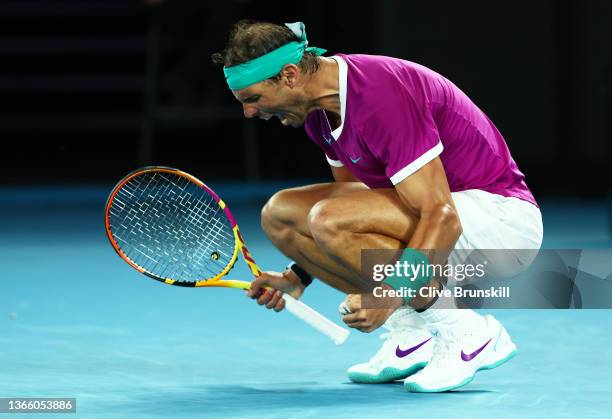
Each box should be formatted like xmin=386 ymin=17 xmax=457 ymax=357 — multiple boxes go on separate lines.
xmin=211 ymin=20 xmax=321 ymax=76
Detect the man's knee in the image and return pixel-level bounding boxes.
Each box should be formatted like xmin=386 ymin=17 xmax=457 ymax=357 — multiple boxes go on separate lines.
xmin=261 ymin=188 xmax=302 ymax=241
xmin=307 ymin=199 xmax=348 ymax=250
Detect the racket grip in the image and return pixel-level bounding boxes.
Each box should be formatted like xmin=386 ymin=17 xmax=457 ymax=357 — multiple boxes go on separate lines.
xmin=281 ymin=293 xmax=350 ymax=345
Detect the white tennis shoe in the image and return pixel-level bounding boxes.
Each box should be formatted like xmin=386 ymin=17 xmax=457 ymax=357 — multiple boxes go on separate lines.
xmin=347 ymin=310 xmax=433 ymax=383
xmin=404 ymin=314 xmax=517 ymax=392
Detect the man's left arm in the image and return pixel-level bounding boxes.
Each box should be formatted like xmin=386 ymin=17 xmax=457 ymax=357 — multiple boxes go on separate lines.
xmin=396 ymin=156 xmax=462 ymax=251
xmin=342 ymin=156 xmax=462 ymax=331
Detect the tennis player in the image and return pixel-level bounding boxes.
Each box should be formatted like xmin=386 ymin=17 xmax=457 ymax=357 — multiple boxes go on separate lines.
xmin=213 ymin=21 xmax=543 ymax=392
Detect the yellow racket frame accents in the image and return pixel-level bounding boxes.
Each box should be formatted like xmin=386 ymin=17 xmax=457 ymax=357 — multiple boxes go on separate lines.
xmin=105 ymin=166 xmax=260 ymax=288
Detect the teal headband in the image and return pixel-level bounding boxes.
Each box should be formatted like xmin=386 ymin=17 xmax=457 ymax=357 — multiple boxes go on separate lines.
xmin=223 ymin=22 xmax=326 ymax=90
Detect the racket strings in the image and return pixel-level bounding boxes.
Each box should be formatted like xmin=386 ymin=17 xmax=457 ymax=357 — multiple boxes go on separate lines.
xmin=108 ymin=171 xmax=235 ymax=282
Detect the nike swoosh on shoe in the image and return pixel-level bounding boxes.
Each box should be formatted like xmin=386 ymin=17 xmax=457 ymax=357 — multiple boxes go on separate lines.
xmin=461 ymin=338 xmax=492 ymax=361
xmin=395 ymin=337 xmax=432 ymax=358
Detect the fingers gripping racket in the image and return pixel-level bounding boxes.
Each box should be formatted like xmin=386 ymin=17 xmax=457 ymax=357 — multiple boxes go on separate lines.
xmin=105 ymin=167 xmax=350 ymax=345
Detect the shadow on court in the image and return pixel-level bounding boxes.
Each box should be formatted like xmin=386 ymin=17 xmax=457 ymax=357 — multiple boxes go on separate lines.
xmin=88 ymin=382 xmax=501 ymax=418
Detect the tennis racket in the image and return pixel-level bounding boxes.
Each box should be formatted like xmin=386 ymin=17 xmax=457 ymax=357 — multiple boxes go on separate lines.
xmin=104 ymin=166 xmax=350 ymax=345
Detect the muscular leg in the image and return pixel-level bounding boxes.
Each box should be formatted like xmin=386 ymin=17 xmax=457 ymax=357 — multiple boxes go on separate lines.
xmin=261 ymin=182 xmax=420 ymax=294
xmin=261 ymin=183 xmax=365 ymax=293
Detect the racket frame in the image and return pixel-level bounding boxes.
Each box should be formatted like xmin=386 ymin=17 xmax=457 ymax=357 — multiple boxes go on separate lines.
xmin=104 ymin=166 xmax=259 ymax=288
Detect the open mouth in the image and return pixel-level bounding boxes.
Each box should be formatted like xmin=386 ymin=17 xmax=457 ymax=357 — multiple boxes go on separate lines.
xmin=273 ymin=113 xmax=289 ymax=125
xmin=259 ymin=112 xmax=290 ymax=125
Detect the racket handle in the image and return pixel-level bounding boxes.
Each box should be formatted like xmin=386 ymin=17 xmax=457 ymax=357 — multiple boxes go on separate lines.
xmin=281 ymin=293 xmax=350 ymax=345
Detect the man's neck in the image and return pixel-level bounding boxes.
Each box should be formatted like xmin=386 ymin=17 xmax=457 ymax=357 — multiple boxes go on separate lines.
xmin=305 ymin=57 xmax=341 ymax=117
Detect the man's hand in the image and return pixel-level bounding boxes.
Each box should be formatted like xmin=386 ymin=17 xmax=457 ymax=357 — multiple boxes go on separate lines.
xmin=341 ymin=291 xmax=403 ymax=333
xmin=247 ymin=269 xmax=305 ymax=312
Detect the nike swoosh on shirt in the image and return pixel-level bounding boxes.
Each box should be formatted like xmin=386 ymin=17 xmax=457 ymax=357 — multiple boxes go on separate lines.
xmin=350 ymin=156 xmax=361 ymax=164
xmin=461 ymin=338 xmax=492 ymax=362
xmin=395 ymin=337 xmax=432 ymax=358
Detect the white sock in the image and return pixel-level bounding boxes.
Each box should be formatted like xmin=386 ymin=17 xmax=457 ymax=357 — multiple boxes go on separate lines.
xmin=384 ymin=307 xmax=425 ymax=331
xmin=417 ymin=308 xmax=485 ymax=330
xmin=415 ymin=279 xmax=485 ymax=327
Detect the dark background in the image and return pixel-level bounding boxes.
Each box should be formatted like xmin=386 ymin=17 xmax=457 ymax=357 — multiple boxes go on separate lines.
xmin=1 ymin=0 xmax=610 ymax=198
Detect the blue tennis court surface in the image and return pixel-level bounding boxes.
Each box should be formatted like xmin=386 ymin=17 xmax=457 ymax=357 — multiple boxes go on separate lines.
xmin=1 ymin=185 xmax=611 ymax=418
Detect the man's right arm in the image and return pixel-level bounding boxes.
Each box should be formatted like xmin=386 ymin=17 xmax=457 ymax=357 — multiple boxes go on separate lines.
xmin=248 ymin=269 xmax=305 ymax=312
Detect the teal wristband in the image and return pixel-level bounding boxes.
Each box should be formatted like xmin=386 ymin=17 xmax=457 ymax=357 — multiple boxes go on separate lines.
xmin=382 ymin=249 xmax=432 ymax=304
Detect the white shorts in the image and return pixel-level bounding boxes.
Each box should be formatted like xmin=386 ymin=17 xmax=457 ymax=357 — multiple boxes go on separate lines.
xmin=449 ymin=189 xmax=543 ymax=277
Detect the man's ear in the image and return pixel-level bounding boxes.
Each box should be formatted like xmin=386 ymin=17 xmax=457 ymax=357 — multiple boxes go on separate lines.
xmin=279 ymin=64 xmax=300 ymax=88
